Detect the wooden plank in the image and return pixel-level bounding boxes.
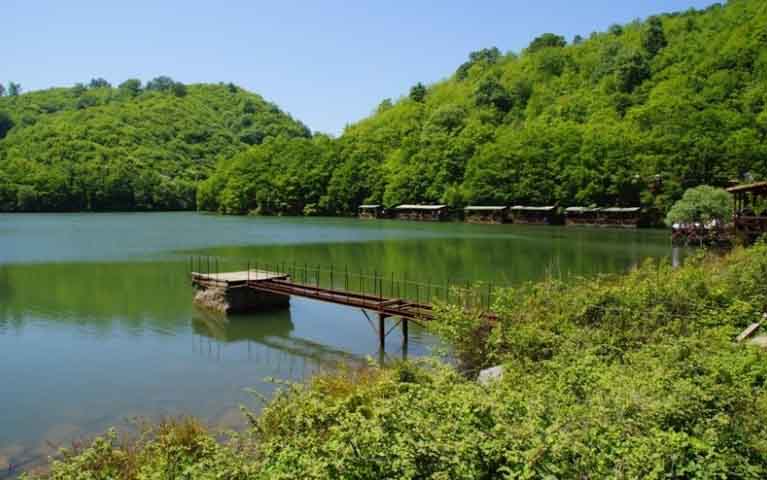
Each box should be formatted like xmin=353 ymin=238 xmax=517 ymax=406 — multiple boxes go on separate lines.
xmin=378 ymin=298 xmax=404 ymax=307
xmin=737 ymin=322 xmax=762 ymax=343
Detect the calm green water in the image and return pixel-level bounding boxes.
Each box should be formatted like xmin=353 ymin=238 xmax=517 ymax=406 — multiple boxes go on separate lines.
xmin=0 ymin=213 xmax=671 ymax=474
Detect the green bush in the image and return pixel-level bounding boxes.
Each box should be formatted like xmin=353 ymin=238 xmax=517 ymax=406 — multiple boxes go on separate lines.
xmin=23 ymin=418 xmax=257 ymax=480
xmin=665 ymin=185 xmax=732 ymax=226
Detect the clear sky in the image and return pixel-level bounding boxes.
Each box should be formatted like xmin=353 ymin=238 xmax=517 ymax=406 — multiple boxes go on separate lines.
xmin=5 ymin=0 xmax=717 ymax=135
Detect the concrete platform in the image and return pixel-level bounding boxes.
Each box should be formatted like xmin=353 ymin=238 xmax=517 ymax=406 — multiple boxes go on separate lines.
xmin=191 ymin=270 xmax=288 ymax=287
xmin=191 ymin=270 xmax=290 ymax=314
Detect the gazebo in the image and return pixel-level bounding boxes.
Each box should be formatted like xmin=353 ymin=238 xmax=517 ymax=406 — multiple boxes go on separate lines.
xmin=727 ymin=181 xmax=767 ymax=242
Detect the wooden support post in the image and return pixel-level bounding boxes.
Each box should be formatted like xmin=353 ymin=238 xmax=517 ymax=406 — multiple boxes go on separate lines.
xmin=379 ymin=313 xmax=387 ymax=350
xmin=402 ymin=322 xmax=409 ymax=361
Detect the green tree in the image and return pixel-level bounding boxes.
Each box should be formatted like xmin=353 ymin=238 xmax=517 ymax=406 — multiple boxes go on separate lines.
xmin=0 ymin=111 xmax=13 ymax=139
xmin=456 ymin=47 xmax=501 ymax=80
xmin=76 ymin=95 xmax=99 ymax=110
xmin=526 ymin=33 xmax=566 ymax=54
xmin=376 ymin=98 xmax=393 ymax=113
xmin=473 ymin=77 xmax=512 ymax=112
xmin=171 ymin=82 xmax=188 ymax=97
xmin=642 ymin=16 xmax=667 ymax=57
xmin=89 ymin=78 xmax=111 ymax=88
xmin=409 ymin=82 xmax=427 ymax=102
xmin=615 ymin=51 xmax=650 ymax=93
xmin=146 ymin=76 xmax=176 ymax=92
xmin=664 ymin=185 xmax=732 ymax=226
xmin=7 ymin=82 xmax=21 ymax=96
xmin=118 ymin=79 xmax=142 ymax=97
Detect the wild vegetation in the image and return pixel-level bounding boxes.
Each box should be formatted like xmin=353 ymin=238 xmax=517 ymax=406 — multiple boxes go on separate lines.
xmin=0 ymin=79 xmax=309 ymax=211
xmin=202 ymin=0 xmax=767 ymax=217
xmin=25 ymin=243 xmax=767 ymax=479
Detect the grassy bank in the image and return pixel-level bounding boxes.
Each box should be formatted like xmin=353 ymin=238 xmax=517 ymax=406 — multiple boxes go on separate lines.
xmin=24 ymin=245 xmax=767 ymax=479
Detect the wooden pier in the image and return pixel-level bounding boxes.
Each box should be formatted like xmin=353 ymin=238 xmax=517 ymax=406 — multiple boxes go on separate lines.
xmin=190 ymin=259 xmax=498 ymax=350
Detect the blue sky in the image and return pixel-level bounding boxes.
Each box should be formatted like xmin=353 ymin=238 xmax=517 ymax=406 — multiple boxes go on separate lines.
xmin=5 ymin=0 xmax=717 ymax=135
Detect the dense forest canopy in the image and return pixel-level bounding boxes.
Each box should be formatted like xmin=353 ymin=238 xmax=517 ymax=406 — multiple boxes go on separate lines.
xmin=2 ymin=0 xmax=766 ymax=215
xmin=203 ymin=0 xmax=767 ymax=217
xmin=0 ymin=79 xmax=309 ymax=211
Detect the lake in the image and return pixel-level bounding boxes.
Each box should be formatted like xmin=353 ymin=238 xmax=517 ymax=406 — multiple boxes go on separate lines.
xmin=0 ymin=212 xmax=671 ymax=474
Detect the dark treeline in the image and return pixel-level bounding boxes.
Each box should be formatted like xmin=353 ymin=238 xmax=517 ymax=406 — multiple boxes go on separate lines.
xmin=0 ymin=79 xmax=309 ymax=211
xmin=2 ymin=0 xmax=767 ymax=214
xmin=202 ymin=0 xmax=767 ymax=217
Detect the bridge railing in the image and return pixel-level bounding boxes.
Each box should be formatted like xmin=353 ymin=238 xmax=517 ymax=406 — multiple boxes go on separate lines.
xmin=189 ymin=255 xmax=503 ymax=312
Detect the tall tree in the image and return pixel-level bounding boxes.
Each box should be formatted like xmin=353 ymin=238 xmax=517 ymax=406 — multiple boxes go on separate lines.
xmin=474 ymin=76 xmax=513 ymax=112
xmin=89 ymin=78 xmax=111 ymax=89
xmin=409 ymin=82 xmax=427 ymax=103
xmin=615 ymin=51 xmax=650 ymax=93
xmin=0 ymin=111 xmax=13 ymax=139
xmin=171 ymin=82 xmax=188 ymax=97
xmin=146 ymin=76 xmax=175 ymax=92
xmin=526 ymin=33 xmax=566 ymax=54
xmin=7 ymin=82 xmax=21 ymax=96
xmin=642 ymin=16 xmax=667 ymax=57
xmin=118 ymin=79 xmax=142 ymax=97
xmin=456 ymin=47 xmax=502 ymax=80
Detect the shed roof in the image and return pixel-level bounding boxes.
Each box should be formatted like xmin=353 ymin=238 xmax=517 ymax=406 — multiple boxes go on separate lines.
xmin=394 ymin=204 xmax=448 ymax=210
xmin=464 ymin=206 xmax=508 ymax=211
xmin=601 ymin=207 xmax=641 ymax=213
xmin=510 ymin=205 xmax=557 ymax=212
xmin=358 ymin=204 xmax=382 ymax=209
xmin=565 ymin=206 xmax=600 ymax=213
xmin=726 ymin=181 xmax=767 ymax=194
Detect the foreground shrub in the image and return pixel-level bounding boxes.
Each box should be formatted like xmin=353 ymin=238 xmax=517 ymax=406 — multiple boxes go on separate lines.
xmin=23 ymin=418 xmax=256 ymax=480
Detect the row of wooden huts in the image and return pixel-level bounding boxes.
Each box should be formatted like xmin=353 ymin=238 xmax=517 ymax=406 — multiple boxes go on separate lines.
xmin=361 ymin=182 xmax=767 ymax=242
xmin=359 ymin=204 xmax=643 ymax=227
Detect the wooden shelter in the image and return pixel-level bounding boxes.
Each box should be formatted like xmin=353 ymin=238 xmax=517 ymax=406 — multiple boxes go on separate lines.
xmin=464 ymin=206 xmax=509 ymax=224
xmin=565 ymin=207 xmax=601 ymax=227
xmin=599 ymin=207 xmax=642 ymax=228
xmin=727 ymin=181 xmax=767 ymax=242
xmin=509 ymin=206 xmax=561 ymax=225
xmin=358 ymin=204 xmax=384 ymax=219
xmin=393 ymin=204 xmax=449 ymax=222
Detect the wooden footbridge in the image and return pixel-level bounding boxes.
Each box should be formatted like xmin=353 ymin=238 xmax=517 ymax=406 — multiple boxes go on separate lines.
xmin=189 ymin=257 xmax=498 ymax=350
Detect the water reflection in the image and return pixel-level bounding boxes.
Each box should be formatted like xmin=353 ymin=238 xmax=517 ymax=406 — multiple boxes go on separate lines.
xmin=191 ymin=308 xmax=366 ymax=380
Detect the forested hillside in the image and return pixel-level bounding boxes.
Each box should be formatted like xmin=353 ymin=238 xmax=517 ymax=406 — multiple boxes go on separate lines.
xmin=2 ymin=1 xmax=765 ymax=215
xmin=203 ymin=0 xmax=767 ymax=217
xmin=0 ymin=80 xmax=309 ymax=211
